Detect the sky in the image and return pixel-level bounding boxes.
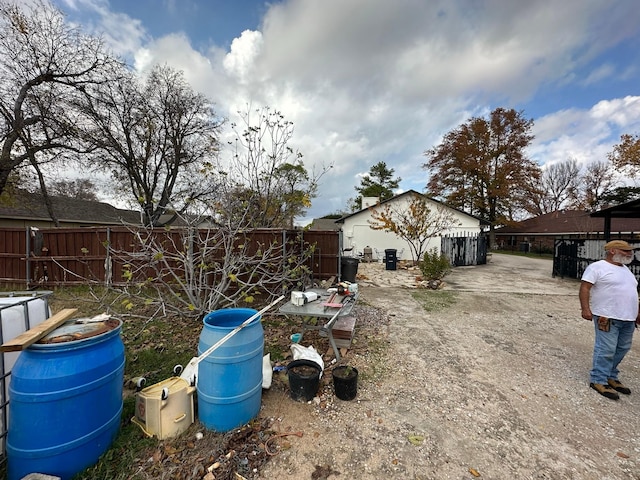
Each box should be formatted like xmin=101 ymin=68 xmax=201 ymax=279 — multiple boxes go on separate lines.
xmin=50 ymin=0 xmax=640 ymax=224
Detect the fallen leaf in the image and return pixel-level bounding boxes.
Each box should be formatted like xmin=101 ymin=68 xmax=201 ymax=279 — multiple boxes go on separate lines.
xmin=164 ymin=445 xmax=178 ymax=455
xmin=617 ymin=451 xmax=630 ymax=458
xmin=152 ymin=450 xmax=162 ymax=463
xmin=407 ymin=434 xmax=424 ymax=445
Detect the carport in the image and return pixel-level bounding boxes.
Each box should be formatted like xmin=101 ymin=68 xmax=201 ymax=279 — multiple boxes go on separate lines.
xmin=590 ymin=198 xmax=640 ymax=240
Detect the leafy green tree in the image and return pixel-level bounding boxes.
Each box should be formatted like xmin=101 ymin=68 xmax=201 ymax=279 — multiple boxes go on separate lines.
xmin=600 ymin=186 xmax=640 ymax=206
xmin=352 ymin=161 xmax=400 ymax=211
xmin=423 ymin=108 xmax=539 ymax=246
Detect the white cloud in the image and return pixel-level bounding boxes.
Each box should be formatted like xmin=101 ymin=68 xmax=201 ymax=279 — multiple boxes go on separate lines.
xmin=530 ymin=96 xmax=640 ymax=169
xmin=591 ymin=96 xmax=640 ymax=128
xmin=222 ymin=30 xmax=263 ymax=83
xmin=52 ymin=0 xmax=640 ymax=218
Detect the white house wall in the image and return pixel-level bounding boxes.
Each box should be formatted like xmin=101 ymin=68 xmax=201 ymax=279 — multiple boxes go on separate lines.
xmin=341 ymin=196 xmax=481 ymax=262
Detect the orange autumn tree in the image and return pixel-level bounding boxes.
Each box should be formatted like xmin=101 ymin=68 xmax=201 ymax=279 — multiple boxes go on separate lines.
xmin=423 ymin=108 xmax=538 ymax=247
xmin=608 ymin=133 xmax=640 ymax=177
xmin=367 ymin=191 xmax=461 ymax=264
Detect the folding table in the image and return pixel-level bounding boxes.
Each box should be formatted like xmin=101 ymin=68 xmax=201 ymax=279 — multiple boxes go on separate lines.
xmin=278 ymin=288 xmax=358 ymax=361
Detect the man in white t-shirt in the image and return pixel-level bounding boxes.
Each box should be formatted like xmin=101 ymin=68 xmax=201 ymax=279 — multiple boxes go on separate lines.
xmin=579 ymin=240 xmax=640 ymax=400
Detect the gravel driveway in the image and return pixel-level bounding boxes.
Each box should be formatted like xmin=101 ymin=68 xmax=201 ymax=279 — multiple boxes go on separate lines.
xmin=260 ymin=253 xmax=640 ymax=480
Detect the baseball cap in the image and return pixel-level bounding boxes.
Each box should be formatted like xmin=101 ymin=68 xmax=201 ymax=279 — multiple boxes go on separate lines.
xmin=604 ymin=240 xmax=637 ymax=251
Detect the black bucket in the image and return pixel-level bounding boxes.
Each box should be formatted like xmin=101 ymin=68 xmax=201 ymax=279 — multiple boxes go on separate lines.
xmin=332 ymin=365 xmax=358 ymax=400
xmin=287 ymin=359 xmax=322 ymax=401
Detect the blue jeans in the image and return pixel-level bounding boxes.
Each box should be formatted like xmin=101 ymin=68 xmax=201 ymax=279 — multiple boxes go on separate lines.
xmin=590 ymin=316 xmax=636 ymax=384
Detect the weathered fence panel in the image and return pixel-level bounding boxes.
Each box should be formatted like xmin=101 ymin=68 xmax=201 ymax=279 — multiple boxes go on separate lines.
xmin=0 ymin=227 xmax=340 ymax=288
xmin=441 ymin=232 xmax=488 ymax=266
xmin=553 ymin=237 xmax=640 ymax=279
xmin=0 ymin=229 xmax=26 ymax=283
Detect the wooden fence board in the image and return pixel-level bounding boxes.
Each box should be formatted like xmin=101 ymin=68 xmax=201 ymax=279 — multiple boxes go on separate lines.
xmin=0 ymin=227 xmax=340 ymax=287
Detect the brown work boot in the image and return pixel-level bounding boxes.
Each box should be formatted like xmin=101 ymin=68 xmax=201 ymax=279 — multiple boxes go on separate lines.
xmin=590 ymin=382 xmax=619 ymax=400
xmin=607 ymin=378 xmax=631 ymax=395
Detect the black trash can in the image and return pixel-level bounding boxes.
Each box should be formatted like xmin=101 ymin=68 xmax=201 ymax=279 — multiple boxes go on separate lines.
xmin=384 ymin=249 xmax=397 ymax=271
xmin=341 ymin=257 xmax=359 ymax=283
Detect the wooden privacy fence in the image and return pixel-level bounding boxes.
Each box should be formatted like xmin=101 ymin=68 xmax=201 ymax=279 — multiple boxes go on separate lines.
xmin=0 ymin=227 xmax=340 ymax=288
xmin=441 ymin=232 xmax=488 ymax=266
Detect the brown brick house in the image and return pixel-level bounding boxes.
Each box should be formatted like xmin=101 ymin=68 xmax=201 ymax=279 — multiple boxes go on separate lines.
xmin=494 ymin=210 xmax=640 ymax=253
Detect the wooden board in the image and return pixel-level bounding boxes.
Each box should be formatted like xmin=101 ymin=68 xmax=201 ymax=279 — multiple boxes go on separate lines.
xmin=0 ymin=308 xmax=78 ymax=352
xmin=320 ymin=316 xmax=357 ymax=348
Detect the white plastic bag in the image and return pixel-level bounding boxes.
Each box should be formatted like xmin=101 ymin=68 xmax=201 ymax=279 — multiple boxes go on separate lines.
xmin=262 ymin=353 xmax=273 ymax=389
xmin=290 ymin=343 xmax=324 ymax=377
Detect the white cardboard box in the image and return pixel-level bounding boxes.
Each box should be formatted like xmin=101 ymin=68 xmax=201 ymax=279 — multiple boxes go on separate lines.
xmin=290 ymin=291 xmax=318 ymax=306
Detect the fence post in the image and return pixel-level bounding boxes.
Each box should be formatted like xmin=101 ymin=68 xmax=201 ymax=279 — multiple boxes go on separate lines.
xmin=25 ymin=227 xmax=31 ymax=287
xmin=104 ymin=227 xmax=112 ymax=287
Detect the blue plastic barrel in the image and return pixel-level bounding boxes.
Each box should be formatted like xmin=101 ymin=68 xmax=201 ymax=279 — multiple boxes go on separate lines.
xmin=197 ymin=308 xmax=263 ymax=432
xmin=7 ymin=319 xmax=125 ymax=480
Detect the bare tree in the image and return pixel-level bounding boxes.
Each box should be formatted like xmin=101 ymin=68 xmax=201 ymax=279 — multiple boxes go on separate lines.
xmin=526 ymin=158 xmax=580 ymax=215
xmin=0 ymin=0 xmax=121 ymax=196
xmin=105 ymin=204 xmax=314 ymax=319
xmin=78 ymin=64 xmax=223 ymax=226
xmin=49 ymin=178 xmax=99 ymax=201
xmin=575 ymin=160 xmax=620 ymax=211
xmin=224 ymin=106 xmax=328 ymax=228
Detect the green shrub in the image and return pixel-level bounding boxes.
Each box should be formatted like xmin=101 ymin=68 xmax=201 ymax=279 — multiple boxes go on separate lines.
xmin=419 ymin=248 xmax=451 ymax=280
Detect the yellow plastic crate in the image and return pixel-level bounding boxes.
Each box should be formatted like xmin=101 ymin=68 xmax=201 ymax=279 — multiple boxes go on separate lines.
xmin=132 ymin=377 xmax=196 ymax=439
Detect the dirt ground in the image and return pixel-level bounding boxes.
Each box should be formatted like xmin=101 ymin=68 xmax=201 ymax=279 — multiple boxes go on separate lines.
xmin=258 ymin=253 xmax=640 ymax=480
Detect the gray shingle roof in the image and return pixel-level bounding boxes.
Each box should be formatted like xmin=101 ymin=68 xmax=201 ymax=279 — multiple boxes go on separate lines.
xmin=0 ymin=191 xmax=141 ymax=225
xmin=308 ymin=218 xmax=341 ymax=230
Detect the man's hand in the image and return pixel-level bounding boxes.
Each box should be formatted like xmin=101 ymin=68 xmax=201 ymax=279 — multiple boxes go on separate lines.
xmin=579 ymin=281 xmax=593 ymax=321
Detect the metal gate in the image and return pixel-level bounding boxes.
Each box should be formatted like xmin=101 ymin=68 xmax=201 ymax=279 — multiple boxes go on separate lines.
xmin=553 ymin=238 xmax=640 ymax=279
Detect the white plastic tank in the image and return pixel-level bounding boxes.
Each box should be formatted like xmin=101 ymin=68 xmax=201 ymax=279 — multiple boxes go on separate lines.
xmin=0 ymin=291 xmax=52 ymax=452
